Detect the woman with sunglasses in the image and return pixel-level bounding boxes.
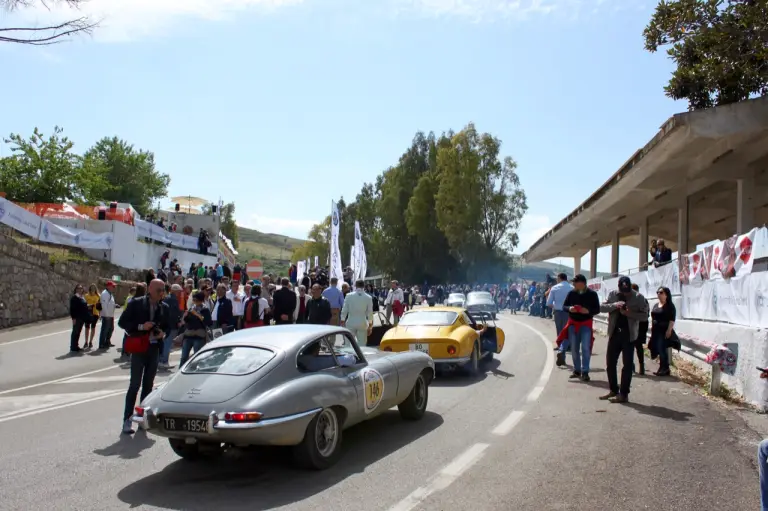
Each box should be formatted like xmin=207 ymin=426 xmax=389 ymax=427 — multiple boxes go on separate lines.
xmin=651 ymin=287 xmax=676 ymax=376
xmin=69 ymin=285 xmax=90 ymax=353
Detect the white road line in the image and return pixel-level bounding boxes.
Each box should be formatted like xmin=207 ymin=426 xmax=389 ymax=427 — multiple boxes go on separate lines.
xmin=389 ymin=443 xmax=490 ymax=511
xmin=0 ymin=330 xmax=69 ymax=347
xmin=57 ymin=375 xmax=133 ymax=384
xmin=0 ymin=351 xmax=181 ymax=396
xmin=526 ymin=385 xmax=545 ymax=403
xmin=491 ymin=410 xmax=526 ymax=436
xmin=0 ymin=390 xmax=126 ymax=424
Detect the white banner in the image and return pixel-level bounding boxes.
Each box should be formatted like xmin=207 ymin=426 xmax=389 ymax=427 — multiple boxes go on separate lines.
xmin=296 ymin=260 xmax=306 ymax=285
xmin=714 ymin=276 xmax=751 ymax=326
xmin=354 ymin=220 xmax=367 ymax=280
xmin=314 ymin=255 xmax=319 ymax=268
xmin=644 ymin=260 xmax=680 ymax=296
xmin=732 ymin=228 xmax=757 ymax=279
xmin=350 ymin=245 xmax=356 ymax=276
xmin=681 ymin=279 xmax=716 ymax=320
xmin=39 ymin=219 xmax=113 ymax=249
xmin=680 ymin=271 xmax=768 ymax=328
xmin=329 ymin=202 xmax=344 ymax=290
xmin=750 ymin=272 xmax=768 ymax=329
xmin=135 ymin=218 xmax=198 ymax=251
xmin=0 ymin=197 xmax=42 ymax=239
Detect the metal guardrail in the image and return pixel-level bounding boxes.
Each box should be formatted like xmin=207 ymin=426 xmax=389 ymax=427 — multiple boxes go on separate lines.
xmin=592 ymin=315 xmax=735 ymax=396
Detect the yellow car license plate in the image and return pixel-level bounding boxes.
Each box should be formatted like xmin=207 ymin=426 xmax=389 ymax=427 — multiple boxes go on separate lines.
xmin=409 ymin=343 xmax=429 ymax=354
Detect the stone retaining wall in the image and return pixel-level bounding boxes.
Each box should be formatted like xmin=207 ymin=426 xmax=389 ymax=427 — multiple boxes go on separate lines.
xmin=0 ymin=234 xmax=144 ymax=329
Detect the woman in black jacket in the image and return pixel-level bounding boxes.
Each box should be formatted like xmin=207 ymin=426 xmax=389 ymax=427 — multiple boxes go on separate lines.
xmin=69 ymin=284 xmax=89 ymax=353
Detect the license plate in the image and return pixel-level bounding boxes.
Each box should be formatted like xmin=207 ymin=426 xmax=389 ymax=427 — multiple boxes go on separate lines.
xmin=162 ymin=416 xmax=208 ymax=433
xmin=409 ymin=343 xmax=429 ymax=354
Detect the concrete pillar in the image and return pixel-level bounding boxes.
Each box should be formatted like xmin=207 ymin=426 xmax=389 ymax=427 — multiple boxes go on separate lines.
xmin=573 ymin=254 xmax=581 ymax=277
xmin=589 ymin=242 xmax=598 ymax=279
xmin=678 ymin=197 xmax=690 ymax=255
xmin=737 ymin=174 xmax=755 ymax=234
xmin=611 ymin=231 xmax=620 ymax=275
xmin=639 ymin=217 xmax=649 ymax=269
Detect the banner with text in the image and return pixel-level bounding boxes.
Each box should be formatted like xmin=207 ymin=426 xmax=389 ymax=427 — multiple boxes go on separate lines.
xmin=135 ymin=218 xmax=199 ymax=251
xmin=0 ymin=196 xmax=42 ymax=239
xmin=588 ymin=260 xmax=680 ymax=300
xmin=682 ymin=271 xmax=768 ymax=329
xmin=39 ymin=219 xmax=113 ymax=250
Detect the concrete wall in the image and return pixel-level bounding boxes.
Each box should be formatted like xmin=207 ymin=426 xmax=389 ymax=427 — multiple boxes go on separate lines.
xmin=0 ymin=234 xmax=144 ymax=329
xmin=48 ymin=218 xmax=218 ymax=271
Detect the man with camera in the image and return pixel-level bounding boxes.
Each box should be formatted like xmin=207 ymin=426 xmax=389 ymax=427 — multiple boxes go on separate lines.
xmin=599 ymin=276 xmax=649 ymax=404
xmin=118 ymin=279 xmax=170 ymax=435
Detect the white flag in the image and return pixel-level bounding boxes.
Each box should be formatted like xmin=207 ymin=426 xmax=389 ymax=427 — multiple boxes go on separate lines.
xmin=354 ymin=221 xmax=367 ymax=280
xmin=296 ymin=260 xmax=306 ymax=285
xmin=350 ymin=245 xmax=356 ymax=277
xmin=314 ymin=255 xmax=319 ymax=268
xmin=330 ymin=201 xmax=344 ymax=290
xmin=306 ymin=258 xmax=310 ymax=274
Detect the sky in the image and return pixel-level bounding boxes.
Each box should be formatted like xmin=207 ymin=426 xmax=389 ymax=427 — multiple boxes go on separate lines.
xmin=1 ymin=0 xmax=686 ymax=273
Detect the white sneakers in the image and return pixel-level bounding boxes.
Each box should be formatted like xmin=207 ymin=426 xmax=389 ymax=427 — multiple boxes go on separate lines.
xmin=122 ymin=419 xmax=134 ymax=435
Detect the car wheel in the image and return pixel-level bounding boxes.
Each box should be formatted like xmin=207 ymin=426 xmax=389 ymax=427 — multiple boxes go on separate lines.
xmin=293 ymin=408 xmax=343 ymax=470
xmin=168 ymin=438 xmax=222 ymax=461
xmin=466 ymin=343 xmax=480 ymax=377
xmin=398 ymin=373 xmax=429 ymax=421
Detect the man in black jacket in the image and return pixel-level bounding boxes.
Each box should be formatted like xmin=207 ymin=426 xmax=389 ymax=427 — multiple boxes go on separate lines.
xmin=212 ymin=283 xmax=234 ymax=330
xmin=273 ymin=278 xmax=297 ymax=325
xmin=118 ymin=279 xmax=169 ymax=435
xmin=561 ymin=274 xmax=601 ymax=382
xmin=306 ymin=284 xmax=332 ymax=325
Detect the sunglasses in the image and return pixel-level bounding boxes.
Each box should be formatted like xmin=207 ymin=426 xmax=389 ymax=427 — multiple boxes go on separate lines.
xmin=656 ymin=291 xmax=664 ymax=295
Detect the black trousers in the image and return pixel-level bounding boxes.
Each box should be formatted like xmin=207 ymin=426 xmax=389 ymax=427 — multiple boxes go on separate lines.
xmin=606 ymin=326 xmax=634 ymax=396
xmin=123 ymin=343 xmax=160 ymax=421
xmin=70 ymin=320 xmax=84 ymax=351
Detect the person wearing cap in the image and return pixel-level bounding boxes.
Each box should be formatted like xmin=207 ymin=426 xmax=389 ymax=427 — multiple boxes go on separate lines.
xmin=556 ymin=274 xmax=600 ymax=381
xmin=98 ymin=281 xmax=118 ymax=350
xmin=599 ymin=276 xmax=649 ymax=403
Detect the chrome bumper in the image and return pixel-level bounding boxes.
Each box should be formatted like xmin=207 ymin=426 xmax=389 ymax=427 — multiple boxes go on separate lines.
xmin=432 ymin=356 xmax=471 ymax=365
xmin=131 ymin=407 xmax=322 ymax=444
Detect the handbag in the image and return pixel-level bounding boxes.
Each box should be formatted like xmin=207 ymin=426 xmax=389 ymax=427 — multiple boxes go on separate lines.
xmin=124 ymin=332 xmax=151 ymax=354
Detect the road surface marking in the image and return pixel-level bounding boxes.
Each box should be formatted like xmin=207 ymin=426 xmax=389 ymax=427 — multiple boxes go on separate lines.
xmin=0 ymin=352 xmax=181 ymax=396
xmin=0 ymin=330 xmax=69 ymax=347
xmin=0 ymin=390 xmax=126 ymax=424
xmin=57 ymin=375 xmax=133 ymax=384
xmin=0 ymin=390 xmax=122 ymax=419
xmin=491 ymin=410 xmax=526 ymax=436
xmin=389 ymin=443 xmax=490 ymax=511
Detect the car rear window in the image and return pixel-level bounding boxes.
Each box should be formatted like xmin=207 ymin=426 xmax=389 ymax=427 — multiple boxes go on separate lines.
xmin=467 ymin=292 xmax=493 ymax=304
xmin=184 ymin=346 xmax=275 ymax=375
xmin=398 ymin=311 xmax=457 ymax=326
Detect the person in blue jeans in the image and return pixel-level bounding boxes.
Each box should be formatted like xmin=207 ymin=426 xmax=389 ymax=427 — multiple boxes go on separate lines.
xmin=561 ymin=274 xmax=601 ymax=382
xmin=179 ymin=291 xmax=212 ymax=367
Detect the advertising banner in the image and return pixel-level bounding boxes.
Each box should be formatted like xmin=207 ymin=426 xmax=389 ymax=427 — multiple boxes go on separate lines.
xmin=39 ymin=219 xmax=113 ymax=250
xmin=0 ymin=196 xmax=42 ymax=239
xmin=329 ymin=201 xmax=344 ymax=290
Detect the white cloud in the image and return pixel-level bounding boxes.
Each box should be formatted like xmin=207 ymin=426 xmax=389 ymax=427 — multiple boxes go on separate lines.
xmin=5 ymin=0 xmax=637 ymax=42
xmin=241 ymin=214 xmax=315 ymax=239
xmin=5 ymin=0 xmax=304 ymax=42
xmin=515 ymin=212 xmax=552 ymax=254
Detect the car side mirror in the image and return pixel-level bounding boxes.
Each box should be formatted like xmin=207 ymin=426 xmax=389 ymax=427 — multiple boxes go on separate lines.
xmin=337 ymin=354 xmax=357 ymax=367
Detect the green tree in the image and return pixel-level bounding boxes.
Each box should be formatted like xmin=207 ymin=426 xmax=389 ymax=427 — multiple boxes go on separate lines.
xmin=83 ymin=137 xmax=170 ymax=216
xmin=220 ymin=202 xmax=238 ymax=249
xmin=1 ymin=0 xmax=97 ymax=45
xmin=0 ymin=126 xmax=105 ymax=203
xmin=435 ymin=124 xmax=527 ymax=263
xmin=643 ymin=0 xmax=768 ymax=110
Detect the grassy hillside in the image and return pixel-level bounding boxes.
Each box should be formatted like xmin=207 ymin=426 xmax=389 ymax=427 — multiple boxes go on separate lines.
xmin=235 ymin=226 xmax=306 ymax=275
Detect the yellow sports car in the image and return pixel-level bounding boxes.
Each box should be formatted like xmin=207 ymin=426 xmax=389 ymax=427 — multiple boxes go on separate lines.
xmin=379 ymin=306 xmax=505 ymax=375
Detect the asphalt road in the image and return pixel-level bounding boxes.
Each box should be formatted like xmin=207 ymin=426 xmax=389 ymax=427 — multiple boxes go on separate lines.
xmin=0 ymin=313 xmax=763 ymax=510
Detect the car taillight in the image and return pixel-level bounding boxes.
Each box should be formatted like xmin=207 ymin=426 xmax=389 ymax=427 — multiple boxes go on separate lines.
xmin=223 ymin=411 xmax=262 ymax=423
xmin=383 ymin=347 xmax=392 ymax=352
xmin=447 ymin=346 xmax=457 ymax=355
xmin=134 ymin=406 xmax=145 ymax=417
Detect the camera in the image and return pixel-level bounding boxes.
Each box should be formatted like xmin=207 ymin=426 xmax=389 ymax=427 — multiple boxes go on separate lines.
xmin=151 ymin=326 xmax=163 ymax=337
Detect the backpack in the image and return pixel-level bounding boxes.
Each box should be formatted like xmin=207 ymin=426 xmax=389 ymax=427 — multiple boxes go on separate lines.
xmin=246 ymin=298 xmax=263 ymax=323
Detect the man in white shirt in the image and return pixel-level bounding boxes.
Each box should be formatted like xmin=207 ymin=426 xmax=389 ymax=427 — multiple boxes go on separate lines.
xmin=226 ymin=281 xmax=246 ymax=329
xmin=98 ymin=281 xmax=117 ymax=350
xmin=384 ymin=280 xmax=404 ymax=326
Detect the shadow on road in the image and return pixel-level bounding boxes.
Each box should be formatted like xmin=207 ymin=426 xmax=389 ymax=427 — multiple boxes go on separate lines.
xmin=431 ymin=359 xmax=502 ymax=388
xmin=117 ymin=410 xmax=443 ymax=510
xmin=54 ymin=352 xmax=84 ymax=360
xmin=626 ymin=402 xmax=694 ymax=421
xmin=94 ymin=430 xmax=157 ymax=460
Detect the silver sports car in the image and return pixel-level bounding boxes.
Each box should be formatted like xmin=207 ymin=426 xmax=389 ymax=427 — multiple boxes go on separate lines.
xmin=132 ymin=324 xmax=435 ymax=470
xmin=445 ymin=293 xmax=466 ymax=308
